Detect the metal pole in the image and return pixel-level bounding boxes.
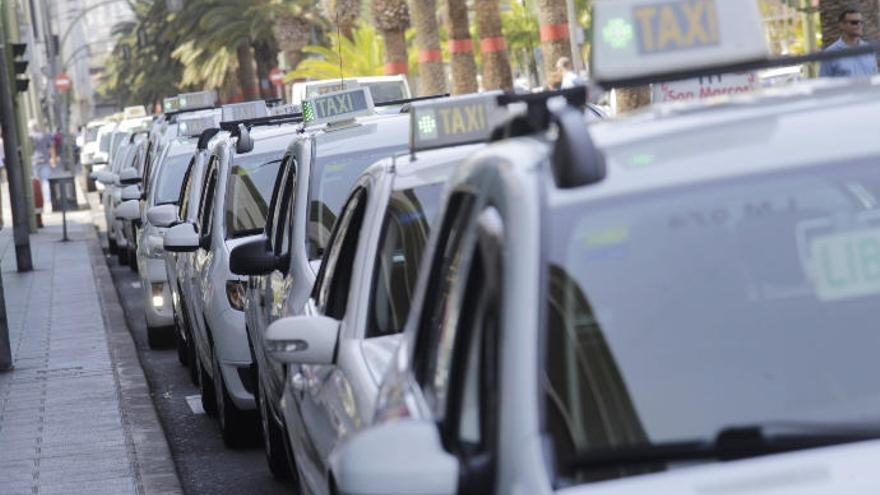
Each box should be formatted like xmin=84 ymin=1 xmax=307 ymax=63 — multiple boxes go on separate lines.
xmin=0 ymin=19 xmax=34 ymax=274
xmin=0 ymin=267 xmax=12 ymax=371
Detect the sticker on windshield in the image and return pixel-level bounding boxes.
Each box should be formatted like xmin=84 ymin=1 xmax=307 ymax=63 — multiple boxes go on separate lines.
xmin=808 ymin=228 xmax=880 ymax=301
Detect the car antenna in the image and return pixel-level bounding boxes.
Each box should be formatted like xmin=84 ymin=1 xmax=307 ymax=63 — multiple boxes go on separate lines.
xmin=336 ymin=11 xmax=344 ymax=87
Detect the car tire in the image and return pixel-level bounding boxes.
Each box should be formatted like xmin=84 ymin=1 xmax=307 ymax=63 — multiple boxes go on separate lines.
xmin=117 ymin=246 xmax=129 ymax=266
xmin=213 ymin=351 xmax=256 ymax=448
xmin=128 ymin=248 xmax=138 ymax=272
xmin=198 ymin=355 xmax=218 ymax=417
xmin=108 ymin=237 xmax=118 ymax=255
xmin=258 ymin=377 xmax=295 ymax=480
xmin=174 ymin=317 xmax=188 ymax=366
xmin=187 ymin=330 xmax=199 ymax=385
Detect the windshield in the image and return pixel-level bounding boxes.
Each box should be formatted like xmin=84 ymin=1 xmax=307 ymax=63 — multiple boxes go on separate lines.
xmin=362 ymin=82 xmax=406 ymax=104
xmin=85 ymin=126 xmax=101 ymax=143
xmin=225 ymin=152 xmax=283 ymax=238
xmin=308 ymin=146 xmax=401 ymax=259
xmin=544 ymin=160 xmax=880 ymax=483
xmin=153 ymin=152 xmax=193 ymax=205
xmin=99 ymin=130 xmax=113 ymax=153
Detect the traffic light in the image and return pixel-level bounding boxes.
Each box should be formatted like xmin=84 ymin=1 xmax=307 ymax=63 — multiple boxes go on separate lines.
xmin=10 ymin=43 xmax=28 ymax=93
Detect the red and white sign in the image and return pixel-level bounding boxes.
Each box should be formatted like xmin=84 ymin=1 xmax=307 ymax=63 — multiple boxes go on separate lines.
xmin=54 ymin=73 xmax=72 ymax=92
xmin=269 ymin=68 xmax=285 ymax=86
xmin=653 ymin=73 xmax=759 ymax=103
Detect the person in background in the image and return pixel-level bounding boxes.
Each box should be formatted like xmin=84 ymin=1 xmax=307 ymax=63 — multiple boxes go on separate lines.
xmin=29 ymin=119 xmax=56 ymax=207
xmin=556 ymin=57 xmax=585 ymax=88
xmin=819 ymin=7 xmax=878 ymax=77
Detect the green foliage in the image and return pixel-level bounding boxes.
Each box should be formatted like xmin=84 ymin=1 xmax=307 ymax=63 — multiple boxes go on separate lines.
xmin=288 ymin=23 xmax=385 ymax=80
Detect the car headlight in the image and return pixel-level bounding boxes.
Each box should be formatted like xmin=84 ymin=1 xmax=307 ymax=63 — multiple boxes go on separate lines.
xmin=151 ymin=283 xmax=166 ymax=309
xmin=226 ymin=280 xmax=246 ymax=311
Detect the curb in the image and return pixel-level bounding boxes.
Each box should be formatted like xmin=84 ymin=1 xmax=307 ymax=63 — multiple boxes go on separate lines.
xmin=86 ymin=225 xmax=185 ymax=495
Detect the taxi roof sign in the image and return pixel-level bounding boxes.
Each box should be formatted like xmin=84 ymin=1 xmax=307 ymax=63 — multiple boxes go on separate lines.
xmin=591 ymin=0 xmax=769 ymax=85
xmin=177 ymin=90 xmax=218 ymax=111
xmin=222 ymin=100 xmax=270 ymax=122
xmin=302 ymin=87 xmax=374 ymax=127
xmin=178 ymin=114 xmax=220 ymax=137
xmin=410 ymin=93 xmax=500 ymax=153
xmin=163 ymin=97 xmax=180 ymax=113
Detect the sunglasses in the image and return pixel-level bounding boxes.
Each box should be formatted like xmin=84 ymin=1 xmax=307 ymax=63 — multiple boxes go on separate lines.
xmin=846 ymin=20 xmax=863 ymax=26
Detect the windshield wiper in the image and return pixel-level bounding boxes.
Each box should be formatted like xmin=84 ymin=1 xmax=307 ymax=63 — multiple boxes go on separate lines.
xmin=568 ymin=423 xmax=880 ymax=471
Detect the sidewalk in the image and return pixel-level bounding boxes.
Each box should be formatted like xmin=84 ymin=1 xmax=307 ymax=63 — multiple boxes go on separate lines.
xmin=0 ymin=198 xmax=182 ymax=494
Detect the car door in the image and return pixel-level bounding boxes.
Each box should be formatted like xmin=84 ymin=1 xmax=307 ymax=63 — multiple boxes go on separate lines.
xmin=291 ymin=188 xmax=369 ymax=494
xmin=191 ymin=157 xmax=219 ymax=361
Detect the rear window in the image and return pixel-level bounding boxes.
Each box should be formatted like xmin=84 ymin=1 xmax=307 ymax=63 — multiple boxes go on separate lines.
xmin=225 ymin=152 xmax=283 ymax=238
xmin=153 ymin=153 xmax=193 ymax=205
xmin=363 ymin=82 xmax=406 ymax=104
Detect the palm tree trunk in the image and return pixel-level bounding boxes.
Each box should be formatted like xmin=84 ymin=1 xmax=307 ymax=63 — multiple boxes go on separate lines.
xmin=445 ymin=0 xmax=478 ymax=94
xmin=412 ymin=0 xmax=446 ymax=95
xmin=382 ymin=30 xmax=409 ymax=75
xmin=253 ymin=40 xmax=279 ymax=99
xmin=325 ymin=0 xmax=361 ymax=41
xmin=536 ymin=0 xmax=572 ymax=82
xmin=236 ymin=41 xmax=259 ymax=101
xmin=474 ymin=0 xmax=513 ymax=91
xmin=373 ymin=0 xmax=411 ymax=76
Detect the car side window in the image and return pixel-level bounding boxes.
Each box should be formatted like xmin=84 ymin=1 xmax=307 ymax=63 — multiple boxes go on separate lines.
xmin=269 ymin=158 xmax=295 ymax=256
xmin=197 ymin=158 xmax=219 ymax=235
xmin=313 ymin=188 xmax=368 ymax=320
xmin=178 ymin=160 xmax=195 ymax=220
xmin=414 ymin=193 xmax=477 ymax=419
xmin=367 ymin=184 xmax=444 ymax=339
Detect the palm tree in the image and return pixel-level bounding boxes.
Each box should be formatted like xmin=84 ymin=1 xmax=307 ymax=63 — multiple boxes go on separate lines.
xmin=535 ymin=0 xmax=571 ymax=82
xmin=322 ymin=0 xmax=361 ymax=40
xmin=474 ymin=0 xmax=513 ymax=90
xmin=372 ymin=0 xmax=411 ymax=76
xmin=288 ymin=23 xmax=386 ymax=80
xmin=615 ymin=86 xmax=651 ymax=113
xmin=411 ymin=0 xmax=447 ymax=95
xmin=271 ymin=1 xmax=323 ymax=70
xmin=445 ymin=0 xmax=478 ymax=94
xmin=819 ymin=0 xmax=879 ymax=48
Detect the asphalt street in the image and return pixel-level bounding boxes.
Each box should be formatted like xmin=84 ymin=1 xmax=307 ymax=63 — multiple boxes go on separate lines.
xmin=103 ymin=247 xmax=291 ymax=495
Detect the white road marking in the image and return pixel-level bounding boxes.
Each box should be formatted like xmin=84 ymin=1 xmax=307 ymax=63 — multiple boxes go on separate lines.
xmin=130 ymin=281 xmax=142 ymax=289
xmin=185 ymin=395 xmax=205 ymax=415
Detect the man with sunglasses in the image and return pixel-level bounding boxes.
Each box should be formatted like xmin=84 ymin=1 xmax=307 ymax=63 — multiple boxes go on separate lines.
xmin=820 ymin=8 xmax=878 ymax=78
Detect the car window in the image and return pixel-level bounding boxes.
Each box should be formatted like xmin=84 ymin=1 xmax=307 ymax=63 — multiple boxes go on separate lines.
xmin=313 ymin=189 xmax=368 ymax=320
xmin=367 ymin=183 xmax=444 ymax=339
xmin=414 ymin=192 xmax=476 ymax=419
xmin=153 ymin=153 xmax=194 ymax=205
xmin=197 ymin=159 xmax=219 ymax=234
xmin=179 ymin=162 xmax=196 ymax=221
xmin=308 ymin=147 xmax=401 ymax=259
xmin=267 ymin=158 xmax=294 ymax=255
xmin=225 ymin=152 xmax=283 ymax=239
xmin=363 ymin=82 xmax=406 ymax=104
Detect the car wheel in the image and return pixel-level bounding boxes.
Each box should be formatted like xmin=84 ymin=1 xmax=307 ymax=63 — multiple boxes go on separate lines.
xmin=128 ymin=248 xmax=138 ymax=272
xmin=117 ymin=246 xmax=129 ymax=265
xmin=258 ymin=376 xmax=295 ymax=480
xmin=197 ymin=354 xmax=218 ymax=417
xmin=187 ymin=331 xmax=199 ymax=385
xmin=108 ymin=237 xmax=118 ymax=255
xmin=146 ymin=325 xmax=172 ymax=349
xmin=213 ymin=350 xmax=256 ymax=448
xmin=174 ymin=316 xmax=188 ymax=366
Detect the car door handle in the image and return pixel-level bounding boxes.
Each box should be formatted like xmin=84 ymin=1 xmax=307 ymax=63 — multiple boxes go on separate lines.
xmin=290 ymin=372 xmax=306 ymax=392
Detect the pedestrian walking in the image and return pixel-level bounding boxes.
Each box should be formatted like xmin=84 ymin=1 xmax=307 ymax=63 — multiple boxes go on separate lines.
xmin=29 ymin=119 xmax=56 ymax=209
xmin=556 ymin=57 xmax=585 ymax=88
xmin=819 ymin=7 xmax=878 ymax=78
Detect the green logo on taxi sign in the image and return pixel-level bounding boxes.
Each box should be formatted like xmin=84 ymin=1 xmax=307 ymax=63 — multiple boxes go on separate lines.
xmin=303 ymin=101 xmax=316 ymax=122
xmin=603 ymin=18 xmax=634 ymax=49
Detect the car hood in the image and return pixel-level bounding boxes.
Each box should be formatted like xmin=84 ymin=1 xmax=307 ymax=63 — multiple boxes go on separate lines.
xmin=562 ymin=439 xmax=880 ymax=495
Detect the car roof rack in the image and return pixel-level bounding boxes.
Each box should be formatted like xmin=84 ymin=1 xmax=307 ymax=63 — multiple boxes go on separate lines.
xmin=375 ymin=93 xmax=450 ymax=111
xmin=165 ymin=106 xmax=216 ymax=120
xmin=491 ymin=87 xmax=587 ymax=140
xmin=197 ymin=128 xmax=221 ymax=151
xmin=218 ymin=111 xmax=304 ymax=134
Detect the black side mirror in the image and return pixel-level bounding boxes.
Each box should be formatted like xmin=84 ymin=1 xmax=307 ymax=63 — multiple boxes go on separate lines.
xmin=236 ymin=124 xmax=254 ymax=154
xmin=230 ymin=236 xmax=279 ymax=276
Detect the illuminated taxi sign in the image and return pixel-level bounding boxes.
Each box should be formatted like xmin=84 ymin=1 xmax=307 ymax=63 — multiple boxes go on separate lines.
xmin=163 ymin=97 xmax=180 ymax=113
xmin=591 ymin=0 xmax=769 ymax=83
xmin=410 ymin=94 xmax=497 ymax=153
xmin=221 ymin=101 xmax=270 ymax=122
xmin=178 ymin=114 xmax=219 ymax=137
xmin=302 ymin=87 xmax=373 ymax=127
xmin=177 ymin=90 xmax=218 ymax=111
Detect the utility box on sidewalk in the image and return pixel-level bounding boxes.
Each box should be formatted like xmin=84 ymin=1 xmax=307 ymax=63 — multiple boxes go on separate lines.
xmin=49 ymin=174 xmax=77 ymax=212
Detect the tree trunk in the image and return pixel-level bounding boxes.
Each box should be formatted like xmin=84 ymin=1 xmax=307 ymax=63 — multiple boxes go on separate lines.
xmin=536 ymin=0 xmax=572 ymax=82
xmin=474 ymin=0 xmax=513 ymax=91
xmin=324 ymin=0 xmax=361 ymax=41
xmin=253 ymin=40 xmax=279 ymax=99
xmin=445 ymin=0 xmax=478 ymax=94
xmin=236 ymin=41 xmax=259 ymax=101
xmin=412 ymin=0 xmax=446 ymax=95
xmin=820 ymin=0 xmax=880 ymax=47
xmin=615 ymin=87 xmax=651 ymax=113
xmin=382 ymin=29 xmax=409 ymax=75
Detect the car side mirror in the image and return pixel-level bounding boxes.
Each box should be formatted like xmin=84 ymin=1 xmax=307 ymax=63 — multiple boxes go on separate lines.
xmin=164 ymin=222 xmax=200 ymax=253
xmin=94 ymin=171 xmax=115 ymax=185
xmin=120 ymin=185 xmax=140 ymax=201
xmin=330 ymin=420 xmax=458 ymax=495
xmin=229 ymin=236 xmax=279 ymax=276
xmin=265 ymin=315 xmax=340 ymax=365
xmin=119 ymin=168 xmax=142 ymax=185
xmin=146 ymin=204 xmax=179 ymax=228
xmin=115 ymin=199 xmax=141 ymax=221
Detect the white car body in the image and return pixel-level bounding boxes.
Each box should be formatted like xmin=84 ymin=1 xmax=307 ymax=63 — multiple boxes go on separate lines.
xmin=291 ymin=76 xmax=411 ymax=106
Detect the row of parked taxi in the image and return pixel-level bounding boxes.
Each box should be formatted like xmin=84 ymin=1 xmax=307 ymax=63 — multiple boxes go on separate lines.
xmin=83 ymin=1 xmax=880 ymax=493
